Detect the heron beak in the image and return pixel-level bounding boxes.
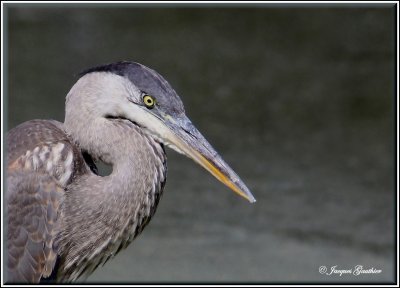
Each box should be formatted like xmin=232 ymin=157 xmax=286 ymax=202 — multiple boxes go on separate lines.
xmin=162 ymin=115 xmax=256 ymax=203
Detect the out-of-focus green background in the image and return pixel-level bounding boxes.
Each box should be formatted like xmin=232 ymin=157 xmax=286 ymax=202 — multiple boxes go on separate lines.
xmin=5 ymin=4 xmax=395 ymax=283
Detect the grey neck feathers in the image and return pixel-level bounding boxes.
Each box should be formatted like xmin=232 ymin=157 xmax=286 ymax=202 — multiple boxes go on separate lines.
xmin=59 ymin=116 xmax=167 ymax=281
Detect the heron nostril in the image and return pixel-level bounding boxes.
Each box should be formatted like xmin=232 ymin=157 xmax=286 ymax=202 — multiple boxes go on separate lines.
xmin=182 ymin=127 xmax=196 ymax=139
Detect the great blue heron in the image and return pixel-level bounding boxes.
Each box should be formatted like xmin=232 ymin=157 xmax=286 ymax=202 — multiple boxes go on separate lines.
xmin=6 ymin=61 xmax=255 ymax=283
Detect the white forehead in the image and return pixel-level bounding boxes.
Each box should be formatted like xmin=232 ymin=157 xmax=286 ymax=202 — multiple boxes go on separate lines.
xmin=67 ymin=72 xmax=141 ymax=104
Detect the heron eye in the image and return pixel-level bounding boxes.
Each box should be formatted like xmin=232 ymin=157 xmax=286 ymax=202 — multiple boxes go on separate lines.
xmin=143 ymin=95 xmax=156 ymax=109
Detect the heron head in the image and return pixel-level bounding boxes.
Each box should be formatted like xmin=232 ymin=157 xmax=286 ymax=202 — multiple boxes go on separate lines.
xmin=67 ymin=61 xmax=255 ymax=203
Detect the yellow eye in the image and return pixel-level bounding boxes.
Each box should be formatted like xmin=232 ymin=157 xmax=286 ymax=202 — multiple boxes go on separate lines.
xmin=143 ymin=95 xmax=156 ymax=109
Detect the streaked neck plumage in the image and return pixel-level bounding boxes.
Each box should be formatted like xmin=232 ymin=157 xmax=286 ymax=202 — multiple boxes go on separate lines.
xmin=57 ymin=76 xmax=167 ymax=281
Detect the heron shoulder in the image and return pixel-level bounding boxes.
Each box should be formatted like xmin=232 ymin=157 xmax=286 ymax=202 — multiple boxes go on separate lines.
xmin=7 ymin=120 xmax=91 ymax=188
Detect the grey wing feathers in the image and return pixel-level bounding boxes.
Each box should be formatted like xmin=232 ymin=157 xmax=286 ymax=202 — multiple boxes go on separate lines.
xmin=7 ymin=171 xmax=63 ymax=283
xmin=6 ymin=120 xmax=90 ymax=283
xmin=7 ymin=120 xmax=89 ymax=183
xmin=7 ymin=120 xmax=71 ymax=165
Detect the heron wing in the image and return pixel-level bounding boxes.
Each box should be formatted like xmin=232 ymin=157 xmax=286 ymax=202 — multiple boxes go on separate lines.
xmin=6 ymin=120 xmax=91 ymax=283
xmin=6 ymin=171 xmax=63 ymax=283
xmin=7 ymin=120 xmax=71 ymax=165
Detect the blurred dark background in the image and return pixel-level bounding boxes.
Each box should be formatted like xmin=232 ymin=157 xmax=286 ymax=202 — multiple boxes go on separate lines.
xmin=5 ymin=4 xmax=395 ymax=283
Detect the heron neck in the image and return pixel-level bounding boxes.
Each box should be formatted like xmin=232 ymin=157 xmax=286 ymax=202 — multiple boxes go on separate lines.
xmin=58 ymin=119 xmax=167 ymax=280
xmin=102 ymin=119 xmax=167 ymax=203
xmin=88 ymin=118 xmax=166 ymax=206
